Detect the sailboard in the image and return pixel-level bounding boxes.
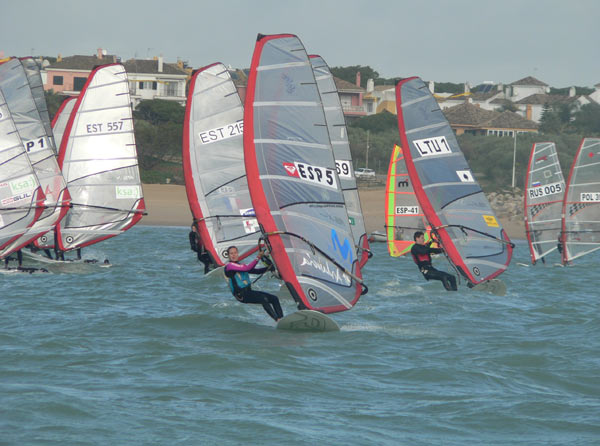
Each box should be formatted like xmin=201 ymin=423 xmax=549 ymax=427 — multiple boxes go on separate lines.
xmin=276 ymin=309 xmax=340 ymax=332
xmin=0 ymin=57 xmax=70 ymax=259
xmin=385 ymin=143 xmax=432 ymax=256
xmin=395 ymin=77 xmax=513 ymax=286
xmin=56 ymin=63 xmax=145 ymax=251
xmin=244 ymin=33 xmax=367 ymax=314
xmin=182 ymin=62 xmax=259 ymax=268
xmin=561 ymin=137 xmax=600 ymax=264
xmin=0 ymin=88 xmax=45 ymax=255
xmin=523 ymin=142 xmax=565 ymax=264
xmin=309 ymin=54 xmax=370 ymax=267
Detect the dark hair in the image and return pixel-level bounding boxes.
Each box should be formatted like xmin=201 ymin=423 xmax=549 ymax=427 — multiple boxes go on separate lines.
xmin=413 ymin=231 xmax=424 ymax=241
xmin=226 ymin=245 xmax=237 ymax=255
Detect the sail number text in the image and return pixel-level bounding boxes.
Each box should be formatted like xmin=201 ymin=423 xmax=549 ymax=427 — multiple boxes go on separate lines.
xmin=413 ymin=136 xmax=452 ymax=157
xmin=395 ymin=206 xmax=420 ymax=215
xmin=580 ymin=192 xmax=600 ymax=202
xmin=335 ymin=160 xmax=352 ymax=178
xmin=283 ymin=161 xmax=338 ymax=189
xmin=527 ymin=182 xmax=564 ymax=199
xmin=86 ymin=121 xmax=124 ymax=133
xmin=198 ymin=121 xmax=243 ymax=145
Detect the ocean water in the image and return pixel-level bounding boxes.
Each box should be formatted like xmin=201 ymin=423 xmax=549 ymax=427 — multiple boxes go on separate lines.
xmin=1 ymin=225 xmax=599 ymax=445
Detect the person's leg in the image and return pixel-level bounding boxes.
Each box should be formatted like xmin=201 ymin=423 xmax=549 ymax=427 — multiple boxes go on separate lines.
xmin=239 ymin=289 xmax=282 ymax=321
xmin=425 ymin=269 xmax=457 ymax=291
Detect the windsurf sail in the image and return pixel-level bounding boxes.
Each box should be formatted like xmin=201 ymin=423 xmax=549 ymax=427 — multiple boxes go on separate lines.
xmin=523 ymin=142 xmax=565 ymax=264
xmin=56 ymin=63 xmax=145 ymax=251
xmin=51 ymin=96 xmax=77 ymax=151
xmin=395 ymin=77 xmax=513 ymax=285
xmin=183 ymin=62 xmax=259 ymax=267
xmin=244 ymin=33 xmax=367 ymax=313
xmin=34 ymin=96 xmax=78 ymax=250
xmin=309 ymin=54 xmax=370 ymax=267
xmin=385 ymin=143 xmax=431 ymax=256
xmin=0 ymin=58 xmax=70 ymax=258
xmin=561 ymin=137 xmax=600 ymax=264
xmin=0 ymin=88 xmax=46 ymax=255
xmin=20 ymin=57 xmax=55 ymax=151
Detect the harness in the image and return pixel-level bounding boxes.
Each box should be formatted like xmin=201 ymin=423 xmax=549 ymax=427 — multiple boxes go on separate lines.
xmin=225 ymin=265 xmax=252 ymax=300
xmin=411 ymin=249 xmax=432 ymax=275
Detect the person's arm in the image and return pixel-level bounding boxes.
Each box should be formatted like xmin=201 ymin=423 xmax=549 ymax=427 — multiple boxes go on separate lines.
xmin=225 ymin=258 xmax=259 ymax=273
xmin=411 ymin=243 xmax=430 ymax=255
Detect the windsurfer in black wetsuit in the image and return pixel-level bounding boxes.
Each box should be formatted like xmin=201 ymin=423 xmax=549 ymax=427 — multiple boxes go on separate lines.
xmin=224 ymin=245 xmax=283 ymax=321
xmin=189 ymin=222 xmax=215 ymax=274
xmin=410 ymin=231 xmax=457 ymax=291
xmin=557 ymin=234 xmax=563 ymax=255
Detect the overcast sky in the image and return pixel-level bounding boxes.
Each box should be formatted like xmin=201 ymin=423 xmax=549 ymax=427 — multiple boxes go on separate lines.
xmin=3 ymin=0 xmax=599 ymax=88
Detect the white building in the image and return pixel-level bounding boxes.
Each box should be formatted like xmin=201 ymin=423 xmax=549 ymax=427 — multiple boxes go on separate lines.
xmin=123 ymin=57 xmax=189 ymax=107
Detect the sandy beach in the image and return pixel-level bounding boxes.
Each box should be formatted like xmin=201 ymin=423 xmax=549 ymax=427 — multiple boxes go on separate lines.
xmin=141 ymin=183 xmax=525 ymax=240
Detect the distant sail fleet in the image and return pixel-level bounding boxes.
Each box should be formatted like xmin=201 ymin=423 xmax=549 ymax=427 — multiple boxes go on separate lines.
xmin=2 ymin=34 xmax=597 ymax=305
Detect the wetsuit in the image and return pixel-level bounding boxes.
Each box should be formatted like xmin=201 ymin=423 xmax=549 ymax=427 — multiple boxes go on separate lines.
xmin=224 ymin=258 xmax=283 ymax=321
xmin=410 ymin=240 xmax=457 ymax=291
xmin=188 ymin=230 xmax=214 ymax=274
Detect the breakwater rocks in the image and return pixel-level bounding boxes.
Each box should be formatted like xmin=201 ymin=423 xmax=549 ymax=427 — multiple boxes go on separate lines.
xmin=486 ymin=188 xmax=524 ymax=221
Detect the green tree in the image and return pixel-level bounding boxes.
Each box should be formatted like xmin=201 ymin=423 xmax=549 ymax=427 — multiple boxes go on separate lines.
xmin=330 ymin=65 xmax=379 ymax=87
xmin=134 ymin=99 xmax=185 ymax=125
xmin=571 ymin=103 xmax=600 ymax=135
xmin=44 ymin=90 xmax=70 ymax=120
xmin=349 ymin=110 xmax=397 ymax=133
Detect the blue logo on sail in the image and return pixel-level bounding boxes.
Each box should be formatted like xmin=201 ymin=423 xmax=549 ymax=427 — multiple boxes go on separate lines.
xmin=331 ymin=229 xmax=353 ymax=265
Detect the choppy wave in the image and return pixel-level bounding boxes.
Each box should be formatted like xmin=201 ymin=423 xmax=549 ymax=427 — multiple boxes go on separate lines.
xmin=1 ymin=228 xmax=599 ymax=445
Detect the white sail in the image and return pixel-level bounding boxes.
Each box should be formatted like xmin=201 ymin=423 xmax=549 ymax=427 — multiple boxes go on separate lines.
xmin=0 ymin=88 xmax=45 ymax=256
xmin=523 ymin=142 xmax=565 ymax=264
xmin=52 ymin=96 xmax=77 ymax=152
xmin=56 ymin=63 xmax=145 ymax=251
xmin=183 ymin=63 xmax=259 ymax=266
xmin=561 ymin=138 xmax=600 ymax=263
xmin=0 ymin=58 xmax=70 ymax=258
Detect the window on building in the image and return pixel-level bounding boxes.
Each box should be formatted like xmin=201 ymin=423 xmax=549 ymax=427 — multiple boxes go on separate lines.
xmin=165 ymin=82 xmax=178 ymax=97
xmin=139 ymin=82 xmax=144 ymax=90
xmin=73 ymin=77 xmax=87 ymax=91
xmin=366 ymin=102 xmax=373 ymax=113
xmin=53 ymin=75 xmax=63 ymax=86
xmin=152 ymin=81 xmax=157 ymax=90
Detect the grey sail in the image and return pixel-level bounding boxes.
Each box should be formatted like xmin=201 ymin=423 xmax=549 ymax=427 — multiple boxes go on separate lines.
xmin=524 ymin=142 xmax=565 ymax=264
xmin=183 ymin=63 xmax=259 ymax=266
xmin=309 ymin=55 xmax=370 ymax=267
xmin=395 ymin=76 xmax=513 ymax=285
xmin=561 ymin=138 xmax=600 ymax=263
xmin=56 ymin=63 xmax=145 ymax=251
xmin=244 ymin=34 xmax=367 ymax=313
xmin=20 ymin=57 xmax=55 ymax=152
xmin=0 ymin=87 xmax=44 ymax=256
xmin=0 ymin=58 xmax=70 ymax=258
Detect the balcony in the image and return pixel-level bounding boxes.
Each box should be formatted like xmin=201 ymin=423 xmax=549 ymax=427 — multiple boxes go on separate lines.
xmin=341 ymin=104 xmax=367 ymax=116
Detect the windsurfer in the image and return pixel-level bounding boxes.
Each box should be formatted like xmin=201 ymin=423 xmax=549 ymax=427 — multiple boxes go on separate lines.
xmin=557 ymin=234 xmax=563 ymax=255
xmin=224 ymin=245 xmax=283 ymax=322
xmin=189 ymin=223 xmax=215 ymax=274
xmin=410 ymin=231 xmax=457 ymax=291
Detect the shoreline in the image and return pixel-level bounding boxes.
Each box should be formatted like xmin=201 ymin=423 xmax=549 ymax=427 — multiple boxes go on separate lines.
xmin=140 ymin=183 xmax=525 ymax=240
